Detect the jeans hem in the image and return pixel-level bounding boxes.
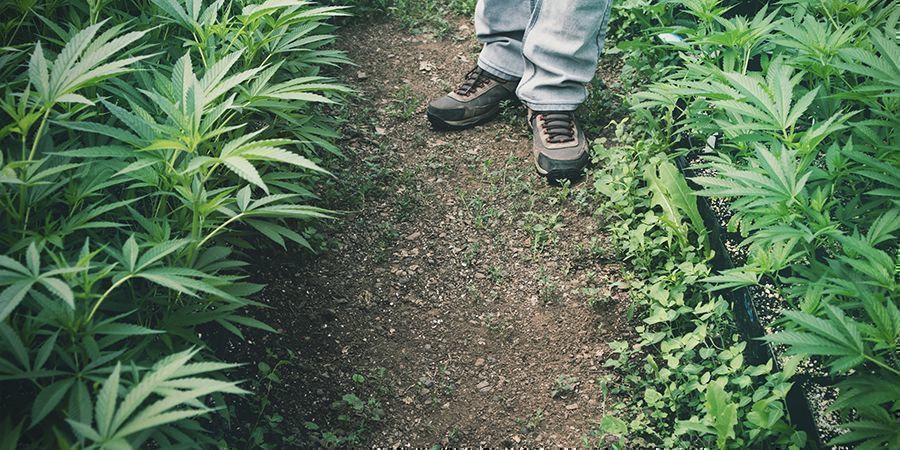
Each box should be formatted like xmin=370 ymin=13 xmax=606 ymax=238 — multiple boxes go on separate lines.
xmin=477 ymin=58 xmax=522 ymax=81
xmin=522 ymin=101 xmax=580 ymax=112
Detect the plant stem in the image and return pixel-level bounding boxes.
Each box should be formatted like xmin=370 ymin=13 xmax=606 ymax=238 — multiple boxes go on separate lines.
xmin=18 ymin=108 xmax=52 ymax=233
xmin=86 ymin=275 xmax=132 ymax=322
xmin=741 ymin=47 xmax=751 ymax=75
xmin=27 ymin=108 xmax=51 ymax=162
xmin=223 ymin=22 xmax=249 ymax=56
xmin=20 ymin=130 xmax=27 ymax=162
xmin=7 ymin=15 xmax=27 ymax=45
xmin=197 ymin=212 xmax=244 ymax=249
xmin=201 ymin=162 xmax=220 ymax=185
xmin=865 ymin=354 xmax=900 ymax=377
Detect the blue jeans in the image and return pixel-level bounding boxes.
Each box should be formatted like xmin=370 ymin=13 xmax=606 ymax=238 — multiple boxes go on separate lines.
xmin=475 ymin=0 xmax=613 ymax=111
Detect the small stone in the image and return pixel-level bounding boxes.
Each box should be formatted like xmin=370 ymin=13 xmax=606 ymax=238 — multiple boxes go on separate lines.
xmin=357 ymin=71 xmax=368 ymax=79
xmin=566 ymin=403 xmax=579 ymax=410
xmin=476 ymin=381 xmax=490 ymax=390
xmin=406 ymin=231 xmax=422 ymax=241
xmin=475 ymin=358 xmax=485 ymax=366
xmin=375 ymin=127 xmax=386 ymax=135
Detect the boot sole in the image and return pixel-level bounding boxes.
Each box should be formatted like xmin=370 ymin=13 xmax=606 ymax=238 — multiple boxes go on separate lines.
xmin=427 ymin=105 xmax=501 ymax=131
xmin=535 ymin=152 xmax=591 ymax=181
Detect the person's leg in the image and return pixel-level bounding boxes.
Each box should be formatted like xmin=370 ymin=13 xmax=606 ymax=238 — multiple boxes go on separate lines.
xmin=474 ymin=0 xmax=531 ymax=81
xmin=517 ymin=0 xmax=613 ymax=111
xmin=426 ymin=0 xmax=528 ymax=129
xmin=520 ymin=0 xmax=613 ymax=179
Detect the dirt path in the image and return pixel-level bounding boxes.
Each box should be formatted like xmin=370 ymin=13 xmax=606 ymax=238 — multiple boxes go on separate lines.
xmin=235 ymin=19 xmax=631 ymax=447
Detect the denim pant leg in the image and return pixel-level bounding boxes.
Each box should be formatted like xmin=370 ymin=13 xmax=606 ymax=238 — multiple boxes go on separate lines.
xmin=475 ymin=0 xmax=531 ymax=81
xmin=518 ymin=0 xmax=613 ymax=111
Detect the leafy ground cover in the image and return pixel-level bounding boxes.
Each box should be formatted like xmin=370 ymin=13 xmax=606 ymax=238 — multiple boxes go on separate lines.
xmin=0 ymin=0 xmax=349 ymax=447
xmin=589 ymin=0 xmax=899 ymax=448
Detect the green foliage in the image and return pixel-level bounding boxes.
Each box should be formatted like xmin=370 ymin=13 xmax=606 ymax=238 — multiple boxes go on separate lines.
xmin=0 ymin=0 xmax=348 ymax=447
xmin=225 ymin=350 xmax=301 ymax=449
xmin=551 ymin=374 xmax=578 ymax=399
xmin=603 ymin=0 xmax=900 ymax=447
xmin=589 ymin=128 xmax=804 ymax=449
xmin=304 ymin=368 xmax=389 ymax=448
xmin=67 ymin=348 xmax=247 ymax=449
xmin=644 ymin=159 xmax=707 ymax=244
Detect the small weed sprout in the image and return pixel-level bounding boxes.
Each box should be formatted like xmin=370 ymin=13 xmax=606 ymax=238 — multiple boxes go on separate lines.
xmin=552 ymin=374 xmax=579 ymax=399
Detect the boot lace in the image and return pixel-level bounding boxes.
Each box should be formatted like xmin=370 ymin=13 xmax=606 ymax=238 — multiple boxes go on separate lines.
xmin=455 ymin=67 xmax=501 ymax=97
xmin=537 ymin=111 xmax=577 ymax=144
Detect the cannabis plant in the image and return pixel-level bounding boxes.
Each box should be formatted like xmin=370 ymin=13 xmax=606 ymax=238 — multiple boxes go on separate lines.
xmin=0 ymin=0 xmax=348 ymax=447
xmin=628 ymin=0 xmax=899 ymax=447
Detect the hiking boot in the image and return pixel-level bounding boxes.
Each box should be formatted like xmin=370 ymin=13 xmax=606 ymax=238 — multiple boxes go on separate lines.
xmin=529 ymin=109 xmax=590 ymax=179
xmin=427 ymin=67 xmax=518 ymax=130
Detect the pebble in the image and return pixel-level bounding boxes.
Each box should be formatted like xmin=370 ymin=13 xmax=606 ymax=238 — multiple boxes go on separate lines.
xmin=476 ymin=380 xmax=490 ymax=390
xmin=475 ymin=357 xmax=485 ymax=366
xmin=566 ymin=403 xmax=579 ymax=410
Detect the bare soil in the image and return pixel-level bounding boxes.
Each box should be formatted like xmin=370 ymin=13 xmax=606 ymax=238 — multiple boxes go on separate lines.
xmin=227 ymin=18 xmax=632 ymax=447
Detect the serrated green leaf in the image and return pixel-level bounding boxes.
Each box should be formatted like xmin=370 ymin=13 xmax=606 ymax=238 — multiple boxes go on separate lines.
xmin=96 ymin=362 xmax=120 ymax=436
xmin=223 ymin=156 xmax=267 ymax=193
xmin=31 ymin=378 xmax=74 ymax=427
xmin=0 ymin=281 xmax=35 ymax=323
xmin=122 ymin=235 xmax=138 ymax=272
xmin=38 ymin=278 xmax=74 ymax=309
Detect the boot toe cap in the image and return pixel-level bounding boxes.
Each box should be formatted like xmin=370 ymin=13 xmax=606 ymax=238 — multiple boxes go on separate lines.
xmin=536 ymin=144 xmax=590 ymax=177
xmin=427 ymin=96 xmax=466 ymax=122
